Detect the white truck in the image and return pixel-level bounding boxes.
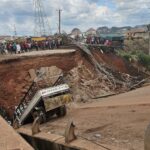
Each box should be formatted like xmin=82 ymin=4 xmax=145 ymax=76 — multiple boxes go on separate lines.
xmin=13 ymin=83 xmax=72 ymax=127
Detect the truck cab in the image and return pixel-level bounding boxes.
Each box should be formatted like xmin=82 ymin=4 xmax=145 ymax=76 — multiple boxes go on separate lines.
xmin=13 ymin=83 xmax=72 ymax=127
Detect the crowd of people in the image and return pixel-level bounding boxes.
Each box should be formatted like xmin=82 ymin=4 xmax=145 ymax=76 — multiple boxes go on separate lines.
xmin=0 ymin=38 xmax=63 ymax=55
xmin=85 ymin=36 xmax=125 ymax=48
xmin=86 ymin=36 xmax=112 ymax=46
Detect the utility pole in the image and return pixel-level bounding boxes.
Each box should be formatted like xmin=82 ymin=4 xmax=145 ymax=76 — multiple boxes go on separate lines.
xmin=57 ymin=9 xmax=62 ymax=34
xmin=147 ymin=24 xmax=150 ymax=55
xmin=14 ymin=24 xmax=17 ymax=37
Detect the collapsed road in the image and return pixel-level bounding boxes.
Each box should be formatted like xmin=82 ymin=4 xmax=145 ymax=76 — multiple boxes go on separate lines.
xmin=0 ymin=47 xmax=146 ymax=117
xmin=0 ymin=43 xmax=149 ymax=149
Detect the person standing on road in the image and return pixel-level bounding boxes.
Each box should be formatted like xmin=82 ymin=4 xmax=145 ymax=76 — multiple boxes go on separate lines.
xmin=7 ymin=43 xmax=13 ymax=54
xmin=0 ymin=43 xmax=3 ymax=54
xmin=27 ymin=42 xmax=31 ymax=51
xmin=35 ymin=42 xmax=39 ymax=51
xmin=48 ymin=40 xmax=52 ymax=49
xmin=3 ymin=43 xmax=8 ymax=54
xmin=16 ymin=43 xmax=21 ymax=54
xmin=12 ymin=42 xmax=17 ymax=54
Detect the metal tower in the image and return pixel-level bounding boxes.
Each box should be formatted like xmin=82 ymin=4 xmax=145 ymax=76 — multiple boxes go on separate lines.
xmin=33 ymin=0 xmax=51 ymax=36
xmin=14 ymin=24 xmax=17 ymax=36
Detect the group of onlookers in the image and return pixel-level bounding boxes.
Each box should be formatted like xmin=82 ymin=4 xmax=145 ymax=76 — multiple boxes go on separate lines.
xmin=0 ymin=38 xmax=63 ymax=55
xmin=86 ymin=36 xmax=112 ymax=46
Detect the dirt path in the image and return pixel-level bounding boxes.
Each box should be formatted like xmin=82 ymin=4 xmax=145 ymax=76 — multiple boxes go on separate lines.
xmin=79 ymin=85 xmax=150 ymax=108
xmin=40 ymin=86 xmax=150 ymax=150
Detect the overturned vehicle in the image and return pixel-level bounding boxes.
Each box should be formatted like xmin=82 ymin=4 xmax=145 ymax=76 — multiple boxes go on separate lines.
xmin=13 ymin=74 xmax=72 ymax=128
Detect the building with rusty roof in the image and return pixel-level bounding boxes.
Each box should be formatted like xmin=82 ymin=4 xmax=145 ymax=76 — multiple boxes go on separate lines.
xmin=126 ymin=28 xmax=149 ymax=39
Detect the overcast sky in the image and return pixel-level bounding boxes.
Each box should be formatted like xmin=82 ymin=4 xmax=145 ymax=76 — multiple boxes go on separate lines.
xmin=0 ymin=0 xmax=150 ymax=35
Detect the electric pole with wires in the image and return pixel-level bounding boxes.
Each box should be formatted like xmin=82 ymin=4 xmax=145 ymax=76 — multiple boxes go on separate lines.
xmin=14 ymin=24 xmax=17 ymax=37
xmin=33 ymin=0 xmax=51 ymax=36
xmin=147 ymin=24 xmax=150 ymax=55
xmin=57 ymin=9 xmax=62 ymax=34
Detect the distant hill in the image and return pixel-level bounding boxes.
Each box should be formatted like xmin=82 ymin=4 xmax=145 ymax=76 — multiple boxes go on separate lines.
xmin=134 ymin=24 xmax=148 ymax=29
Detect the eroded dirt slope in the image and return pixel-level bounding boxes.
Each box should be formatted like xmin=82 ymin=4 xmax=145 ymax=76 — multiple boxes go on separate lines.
xmin=91 ymin=49 xmax=145 ymax=76
xmin=0 ymin=49 xmax=144 ymax=117
xmin=0 ymin=52 xmax=79 ymax=116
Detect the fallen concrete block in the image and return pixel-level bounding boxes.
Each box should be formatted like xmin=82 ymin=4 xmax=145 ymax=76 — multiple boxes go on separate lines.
xmin=29 ymin=69 xmax=37 ymax=81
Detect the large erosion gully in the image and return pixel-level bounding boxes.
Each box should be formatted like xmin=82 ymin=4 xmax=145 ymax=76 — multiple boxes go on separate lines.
xmin=15 ymin=43 xmax=126 ymax=150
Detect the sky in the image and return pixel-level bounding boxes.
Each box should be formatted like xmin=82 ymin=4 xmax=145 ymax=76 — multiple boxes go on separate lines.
xmin=0 ymin=0 xmax=150 ymax=36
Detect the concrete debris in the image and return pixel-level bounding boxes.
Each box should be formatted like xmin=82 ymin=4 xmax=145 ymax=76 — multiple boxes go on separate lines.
xmin=94 ymin=134 xmax=102 ymax=138
xmin=32 ymin=117 xmax=41 ymax=135
xmin=65 ymin=120 xmax=77 ymax=143
xmin=29 ymin=66 xmax=63 ymax=86
xmin=66 ymin=63 xmax=138 ymax=102
xmin=29 ymin=69 xmax=37 ymax=81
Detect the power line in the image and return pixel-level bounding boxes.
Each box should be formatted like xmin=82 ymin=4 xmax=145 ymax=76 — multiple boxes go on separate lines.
xmin=33 ymin=0 xmax=51 ymax=36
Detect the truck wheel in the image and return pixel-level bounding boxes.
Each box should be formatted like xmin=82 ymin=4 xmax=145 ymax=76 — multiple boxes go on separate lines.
xmin=56 ymin=105 xmax=67 ymax=117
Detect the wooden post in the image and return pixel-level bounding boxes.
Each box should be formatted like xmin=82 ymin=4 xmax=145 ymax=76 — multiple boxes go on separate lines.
xmin=148 ymin=31 xmax=150 ymax=55
xmin=147 ymin=24 xmax=150 ymax=55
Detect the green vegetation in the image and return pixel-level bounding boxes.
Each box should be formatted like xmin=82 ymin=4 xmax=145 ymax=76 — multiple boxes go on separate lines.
xmin=117 ymin=50 xmax=150 ymax=70
xmin=138 ymin=53 xmax=150 ymax=70
xmin=117 ymin=50 xmax=138 ymax=62
xmin=124 ymin=39 xmax=149 ymax=54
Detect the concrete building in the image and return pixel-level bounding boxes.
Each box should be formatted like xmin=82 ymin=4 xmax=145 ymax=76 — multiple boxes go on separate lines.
xmin=126 ymin=29 xmax=149 ymax=39
xmin=85 ymin=28 xmax=97 ymax=36
xmin=70 ymin=28 xmax=82 ymax=39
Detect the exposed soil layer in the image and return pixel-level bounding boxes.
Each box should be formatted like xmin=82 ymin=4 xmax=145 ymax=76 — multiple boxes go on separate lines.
xmin=0 ymin=50 xmax=97 ymax=116
xmin=91 ymin=49 xmax=145 ymax=77
xmin=0 ymin=49 xmax=144 ymax=117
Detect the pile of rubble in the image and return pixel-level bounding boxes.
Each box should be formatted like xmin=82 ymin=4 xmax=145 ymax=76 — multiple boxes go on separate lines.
xmin=31 ymin=63 xmax=140 ymax=103
xmin=29 ymin=66 xmax=63 ymax=88
xmin=66 ymin=63 xmax=140 ymax=102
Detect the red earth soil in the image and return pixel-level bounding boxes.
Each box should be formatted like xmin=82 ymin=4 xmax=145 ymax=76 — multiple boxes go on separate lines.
xmin=0 ymin=50 xmax=95 ymax=116
xmin=92 ymin=49 xmax=143 ymax=76
xmin=0 ymin=49 xmax=143 ymax=117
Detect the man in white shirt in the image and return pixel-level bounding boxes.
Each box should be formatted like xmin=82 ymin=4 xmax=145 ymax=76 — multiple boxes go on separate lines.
xmin=16 ymin=43 xmax=21 ymax=54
